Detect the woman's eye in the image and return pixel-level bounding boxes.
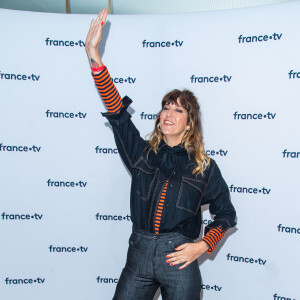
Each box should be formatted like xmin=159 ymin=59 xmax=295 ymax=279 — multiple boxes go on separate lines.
xmin=176 ymin=109 xmax=183 ymax=113
xmin=163 ymin=107 xmax=169 ymax=110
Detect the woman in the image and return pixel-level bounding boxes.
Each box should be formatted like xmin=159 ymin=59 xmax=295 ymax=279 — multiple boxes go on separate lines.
xmin=85 ymin=9 xmax=236 ymax=300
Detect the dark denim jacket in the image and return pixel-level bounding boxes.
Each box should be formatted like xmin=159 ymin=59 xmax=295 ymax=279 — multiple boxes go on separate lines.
xmin=102 ymin=96 xmax=236 ymax=239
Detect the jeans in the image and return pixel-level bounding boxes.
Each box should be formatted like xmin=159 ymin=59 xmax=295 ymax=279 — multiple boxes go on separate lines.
xmin=113 ymin=226 xmax=201 ymax=300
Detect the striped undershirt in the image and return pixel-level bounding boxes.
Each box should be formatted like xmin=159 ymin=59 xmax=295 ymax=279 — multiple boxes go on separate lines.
xmin=154 ymin=180 xmax=169 ymax=234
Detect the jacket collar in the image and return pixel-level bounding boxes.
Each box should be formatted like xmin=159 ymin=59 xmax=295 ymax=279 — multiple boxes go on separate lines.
xmin=158 ymin=139 xmax=187 ymax=155
xmin=157 ymin=140 xmax=187 ymax=182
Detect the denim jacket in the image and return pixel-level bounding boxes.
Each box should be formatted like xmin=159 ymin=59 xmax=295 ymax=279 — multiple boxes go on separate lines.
xmin=102 ymin=96 xmax=236 ymax=239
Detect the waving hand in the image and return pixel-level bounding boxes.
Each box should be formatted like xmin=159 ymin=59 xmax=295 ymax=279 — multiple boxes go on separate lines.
xmin=85 ymin=8 xmax=107 ymax=72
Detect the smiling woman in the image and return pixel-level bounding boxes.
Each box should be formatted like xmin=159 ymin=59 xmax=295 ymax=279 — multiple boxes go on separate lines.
xmin=149 ymin=89 xmax=209 ymax=176
xmin=159 ymin=100 xmax=189 ymax=146
xmin=85 ymin=8 xmax=236 ymax=300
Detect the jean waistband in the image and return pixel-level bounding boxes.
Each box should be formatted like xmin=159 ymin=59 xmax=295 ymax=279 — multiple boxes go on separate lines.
xmin=132 ymin=225 xmax=192 ymax=241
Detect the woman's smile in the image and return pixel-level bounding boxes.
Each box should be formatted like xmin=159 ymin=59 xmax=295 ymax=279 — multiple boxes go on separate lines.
xmin=160 ymin=100 xmax=189 ymax=146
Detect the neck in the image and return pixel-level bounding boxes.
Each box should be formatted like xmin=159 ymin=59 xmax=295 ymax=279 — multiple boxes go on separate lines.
xmin=163 ymin=136 xmax=182 ymax=147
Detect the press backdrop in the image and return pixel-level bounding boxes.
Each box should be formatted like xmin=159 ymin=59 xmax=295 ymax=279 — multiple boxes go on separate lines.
xmin=0 ymin=2 xmax=300 ymax=299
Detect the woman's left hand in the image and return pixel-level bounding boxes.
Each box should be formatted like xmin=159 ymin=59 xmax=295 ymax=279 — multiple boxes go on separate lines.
xmin=166 ymin=241 xmax=209 ymax=270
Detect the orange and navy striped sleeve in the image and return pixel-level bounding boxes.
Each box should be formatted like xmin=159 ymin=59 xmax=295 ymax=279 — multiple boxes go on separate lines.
xmin=92 ymin=67 xmax=123 ymax=113
xmin=201 ymin=226 xmax=226 ymax=253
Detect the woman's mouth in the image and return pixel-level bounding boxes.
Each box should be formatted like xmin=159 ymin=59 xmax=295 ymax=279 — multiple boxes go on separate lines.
xmin=164 ymin=120 xmax=174 ymax=126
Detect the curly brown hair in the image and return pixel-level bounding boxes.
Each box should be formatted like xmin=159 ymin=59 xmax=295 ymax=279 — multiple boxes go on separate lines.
xmin=148 ymin=89 xmax=210 ymax=177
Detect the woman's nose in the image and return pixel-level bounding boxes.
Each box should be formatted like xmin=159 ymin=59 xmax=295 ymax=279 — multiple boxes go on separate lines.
xmin=166 ymin=109 xmax=173 ymax=117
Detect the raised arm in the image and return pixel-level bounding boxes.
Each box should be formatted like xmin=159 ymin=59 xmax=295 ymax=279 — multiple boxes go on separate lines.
xmin=85 ymin=10 xmax=147 ymax=173
xmin=85 ymin=9 xmax=123 ymax=113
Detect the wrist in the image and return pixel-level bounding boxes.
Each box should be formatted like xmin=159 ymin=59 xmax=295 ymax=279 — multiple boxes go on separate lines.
xmin=86 ymin=48 xmax=102 ymax=61
xmin=91 ymin=65 xmax=106 ymax=73
xmin=195 ymin=240 xmax=209 ymax=253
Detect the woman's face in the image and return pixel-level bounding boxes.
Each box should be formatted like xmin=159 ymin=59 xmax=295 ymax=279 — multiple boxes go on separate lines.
xmin=159 ymin=99 xmax=190 ymax=146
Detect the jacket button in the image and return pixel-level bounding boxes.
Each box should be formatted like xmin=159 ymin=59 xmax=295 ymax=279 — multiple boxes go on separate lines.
xmin=166 ymin=203 xmax=169 ymax=207
xmin=170 ymin=184 xmax=173 ymax=188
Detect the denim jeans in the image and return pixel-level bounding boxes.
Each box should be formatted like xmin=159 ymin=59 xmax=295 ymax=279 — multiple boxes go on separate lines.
xmin=113 ymin=226 xmax=201 ymax=300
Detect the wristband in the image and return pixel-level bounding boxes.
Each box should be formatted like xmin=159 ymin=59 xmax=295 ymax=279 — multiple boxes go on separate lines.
xmin=91 ymin=65 xmax=106 ymax=72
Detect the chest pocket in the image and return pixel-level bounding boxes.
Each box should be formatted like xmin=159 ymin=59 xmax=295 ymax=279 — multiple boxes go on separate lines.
xmin=133 ymin=157 xmax=157 ymax=201
xmin=176 ymin=176 xmax=206 ymax=215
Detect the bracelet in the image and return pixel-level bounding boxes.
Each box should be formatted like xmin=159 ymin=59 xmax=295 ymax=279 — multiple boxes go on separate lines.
xmin=91 ymin=65 xmax=106 ymax=72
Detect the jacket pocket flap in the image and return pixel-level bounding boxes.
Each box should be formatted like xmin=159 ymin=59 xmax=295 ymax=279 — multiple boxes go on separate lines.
xmin=182 ymin=176 xmax=206 ymax=194
xmin=133 ymin=157 xmax=157 ymax=174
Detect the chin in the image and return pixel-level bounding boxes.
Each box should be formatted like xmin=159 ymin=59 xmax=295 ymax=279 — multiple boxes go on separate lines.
xmin=161 ymin=129 xmax=173 ymax=136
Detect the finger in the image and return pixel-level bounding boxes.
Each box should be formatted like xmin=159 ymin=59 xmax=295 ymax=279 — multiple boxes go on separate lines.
xmin=170 ymin=258 xmax=186 ymax=266
xmin=94 ymin=15 xmax=101 ymax=33
xmin=166 ymin=254 xmax=186 ymax=263
xmin=85 ymin=19 xmax=94 ymax=43
xmin=98 ymin=11 xmax=103 ymax=25
xmin=96 ymin=10 xmax=106 ymax=32
xmin=95 ymin=10 xmax=102 ymax=23
xmin=93 ymin=19 xmax=103 ymax=38
xmin=97 ymin=9 xmax=105 ymax=25
xmin=175 ymin=243 xmax=188 ymax=251
xmin=166 ymin=256 xmax=175 ymax=263
xmin=178 ymin=261 xmax=191 ymax=270
xmin=89 ymin=19 xmax=95 ymax=33
xmin=91 ymin=17 xmax=98 ymax=34
xmin=101 ymin=8 xmax=108 ymax=25
xmin=87 ymin=19 xmax=94 ymax=31
xmin=166 ymin=251 xmax=177 ymax=259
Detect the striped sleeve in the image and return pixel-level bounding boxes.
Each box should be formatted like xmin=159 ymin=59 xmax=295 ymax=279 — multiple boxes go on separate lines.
xmin=92 ymin=67 xmax=123 ymax=113
xmin=201 ymin=225 xmax=226 ymax=253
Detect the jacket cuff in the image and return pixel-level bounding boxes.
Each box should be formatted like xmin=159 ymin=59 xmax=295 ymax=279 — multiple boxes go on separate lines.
xmin=101 ymin=96 xmax=132 ymax=126
xmin=204 ymin=218 xmax=236 ymax=235
xmin=202 ymin=225 xmax=226 ymax=253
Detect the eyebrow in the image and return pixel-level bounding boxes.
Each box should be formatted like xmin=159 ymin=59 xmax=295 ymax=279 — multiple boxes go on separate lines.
xmin=164 ymin=103 xmax=184 ymax=108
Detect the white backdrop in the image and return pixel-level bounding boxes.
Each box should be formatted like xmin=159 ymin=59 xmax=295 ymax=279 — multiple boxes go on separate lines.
xmin=0 ymin=2 xmax=300 ymax=300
